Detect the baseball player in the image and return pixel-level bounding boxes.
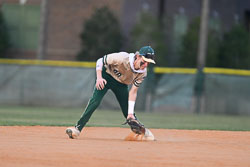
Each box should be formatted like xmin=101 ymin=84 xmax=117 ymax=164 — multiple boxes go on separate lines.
xmin=66 ymin=46 xmax=156 ymax=139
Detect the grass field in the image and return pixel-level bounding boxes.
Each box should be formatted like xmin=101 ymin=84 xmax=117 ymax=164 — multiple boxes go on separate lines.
xmin=0 ymin=106 xmax=250 ymax=131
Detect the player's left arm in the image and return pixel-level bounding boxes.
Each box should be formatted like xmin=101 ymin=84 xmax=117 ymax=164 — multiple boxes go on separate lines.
xmin=127 ymin=84 xmax=138 ymax=119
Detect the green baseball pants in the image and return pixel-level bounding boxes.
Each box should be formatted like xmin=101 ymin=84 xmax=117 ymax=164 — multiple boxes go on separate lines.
xmin=76 ymin=68 xmax=129 ymax=132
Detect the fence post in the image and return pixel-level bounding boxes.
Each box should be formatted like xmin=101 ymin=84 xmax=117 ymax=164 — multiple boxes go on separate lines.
xmin=37 ymin=0 xmax=49 ymax=60
xmin=195 ymin=0 xmax=210 ymax=113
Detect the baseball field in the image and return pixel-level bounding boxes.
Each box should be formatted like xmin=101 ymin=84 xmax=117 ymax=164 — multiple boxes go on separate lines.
xmin=1 ymin=106 xmax=250 ymax=167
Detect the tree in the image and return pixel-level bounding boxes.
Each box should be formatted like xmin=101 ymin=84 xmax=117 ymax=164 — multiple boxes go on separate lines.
xmin=77 ymin=6 xmax=123 ymax=61
xmin=179 ymin=18 xmax=200 ymax=67
xmin=129 ymin=11 xmax=168 ymax=67
xmin=0 ymin=11 xmax=9 ymax=58
xmin=218 ymin=25 xmax=250 ymax=69
xmin=179 ymin=17 xmax=220 ymax=68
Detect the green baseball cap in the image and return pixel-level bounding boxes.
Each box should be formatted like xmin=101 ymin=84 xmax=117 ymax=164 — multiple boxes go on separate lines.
xmin=139 ymin=46 xmax=156 ymax=64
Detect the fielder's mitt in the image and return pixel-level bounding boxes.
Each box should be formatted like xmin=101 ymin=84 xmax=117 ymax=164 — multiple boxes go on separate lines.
xmin=123 ymin=118 xmax=146 ymax=135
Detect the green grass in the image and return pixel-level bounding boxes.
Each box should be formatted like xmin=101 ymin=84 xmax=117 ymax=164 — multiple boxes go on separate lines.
xmin=0 ymin=106 xmax=250 ymax=131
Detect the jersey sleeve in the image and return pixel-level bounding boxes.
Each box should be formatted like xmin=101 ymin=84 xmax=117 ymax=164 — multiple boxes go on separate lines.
xmin=96 ymin=58 xmax=103 ymax=70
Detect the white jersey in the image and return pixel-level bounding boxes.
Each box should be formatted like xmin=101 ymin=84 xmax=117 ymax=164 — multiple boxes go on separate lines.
xmin=103 ymin=52 xmax=147 ymax=87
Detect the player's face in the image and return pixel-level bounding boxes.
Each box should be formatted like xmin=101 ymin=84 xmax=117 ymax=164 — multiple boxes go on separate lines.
xmin=140 ymin=59 xmax=149 ymax=70
xmin=134 ymin=56 xmax=149 ymax=70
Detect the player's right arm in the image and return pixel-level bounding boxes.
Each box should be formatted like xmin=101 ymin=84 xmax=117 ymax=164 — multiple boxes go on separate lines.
xmin=95 ymin=58 xmax=107 ymax=90
xmin=127 ymin=84 xmax=138 ymax=119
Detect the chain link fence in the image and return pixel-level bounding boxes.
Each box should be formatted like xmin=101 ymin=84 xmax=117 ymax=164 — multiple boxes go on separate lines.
xmin=0 ymin=62 xmax=250 ymax=115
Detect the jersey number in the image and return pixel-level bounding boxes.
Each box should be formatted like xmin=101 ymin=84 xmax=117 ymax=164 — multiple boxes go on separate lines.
xmin=113 ymin=69 xmax=122 ymax=77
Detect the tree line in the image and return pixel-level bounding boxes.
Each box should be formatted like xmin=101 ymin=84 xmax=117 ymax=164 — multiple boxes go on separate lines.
xmin=1 ymin=7 xmax=250 ymax=69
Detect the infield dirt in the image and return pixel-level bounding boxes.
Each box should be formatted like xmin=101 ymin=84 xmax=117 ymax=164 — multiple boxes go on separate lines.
xmin=0 ymin=126 xmax=250 ymax=167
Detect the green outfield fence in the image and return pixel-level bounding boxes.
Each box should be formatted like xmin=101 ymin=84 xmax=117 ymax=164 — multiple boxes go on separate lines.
xmin=0 ymin=58 xmax=250 ymax=115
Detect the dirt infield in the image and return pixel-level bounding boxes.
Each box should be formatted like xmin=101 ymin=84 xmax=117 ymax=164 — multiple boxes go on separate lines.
xmin=0 ymin=126 xmax=250 ymax=167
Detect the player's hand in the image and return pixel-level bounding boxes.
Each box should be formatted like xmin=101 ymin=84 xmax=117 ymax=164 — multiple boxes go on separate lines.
xmin=127 ymin=114 xmax=135 ymax=120
xmin=96 ymin=77 xmax=107 ymax=90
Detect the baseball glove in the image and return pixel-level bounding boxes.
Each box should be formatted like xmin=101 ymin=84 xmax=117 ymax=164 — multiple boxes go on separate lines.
xmin=123 ymin=118 xmax=146 ymax=135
